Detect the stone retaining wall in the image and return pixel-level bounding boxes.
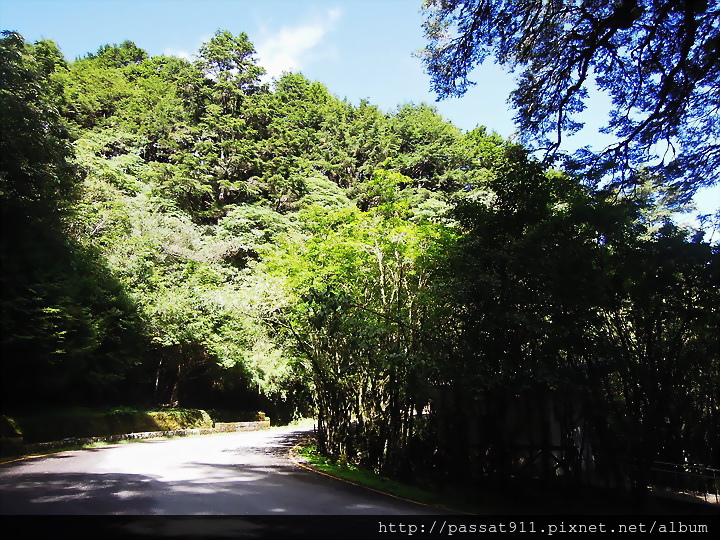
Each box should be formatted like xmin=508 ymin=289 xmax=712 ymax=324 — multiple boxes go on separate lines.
xmin=214 ymin=421 xmax=271 ymax=432
xmin=2 ymin=418 xmax=271 ymax=457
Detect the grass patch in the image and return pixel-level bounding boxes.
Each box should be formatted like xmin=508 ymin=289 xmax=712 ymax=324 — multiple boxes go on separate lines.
xmin=269 ymin=417 xmax=315 ymax=431
xmin=294 ymin=440 xmax=486 ymax=514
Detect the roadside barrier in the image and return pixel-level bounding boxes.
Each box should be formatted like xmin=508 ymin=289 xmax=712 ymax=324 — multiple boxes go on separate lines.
xmin=3 ymin=419 xmax=271 ymax=457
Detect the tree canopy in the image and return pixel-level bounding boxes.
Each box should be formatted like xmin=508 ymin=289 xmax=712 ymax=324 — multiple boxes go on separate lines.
xmin=419 ymin=0 xmax=720 ymax=198
xmin=1 ymin=28 xmax=717 ymax=502
xmin=0 ymin=31 xmax=77 ymax=210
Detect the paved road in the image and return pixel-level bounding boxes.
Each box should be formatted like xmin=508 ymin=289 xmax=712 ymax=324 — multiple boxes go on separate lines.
xmin=0 ymin=425 xmax=441 ymax=515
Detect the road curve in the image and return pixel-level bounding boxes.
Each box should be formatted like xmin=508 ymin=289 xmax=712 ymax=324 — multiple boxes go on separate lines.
xmin=0 ymin=425 xmax=441 ymax=515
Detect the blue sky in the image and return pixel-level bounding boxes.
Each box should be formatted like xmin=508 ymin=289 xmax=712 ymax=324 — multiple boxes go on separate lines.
xmin=2 ymin=0 xmax=718 ymax=233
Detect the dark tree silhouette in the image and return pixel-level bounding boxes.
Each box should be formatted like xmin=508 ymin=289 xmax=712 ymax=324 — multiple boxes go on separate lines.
xmin=420 ymin=0 xmax=720 ymax=198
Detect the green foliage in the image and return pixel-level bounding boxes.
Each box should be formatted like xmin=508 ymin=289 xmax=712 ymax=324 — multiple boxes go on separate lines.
xmin=297 ymin=175 xmax=352 ymax=210
xmin=436 ymin=143 xmax=719 ymax=479
xmin=389 ymin=103 xmax=472 ymax=189
xmin=296 ymin=441 xmax=466 ymax=512
xmin=592 ymin=223 xmax=720 ymax=468
xmin=433 ymin=146 xmax=598 ymax=418
xmin=216 ymin=203 xmax=291 ymax=262
xmin=1 ymin=212 xmax=147 ymax=407
xmin=196 ymin=29 xmax=265 ymax=96
xmin=60 ymin=56 xmax=135 ymax=128
xmin=88 ymin=40 xmax=148 ymax=67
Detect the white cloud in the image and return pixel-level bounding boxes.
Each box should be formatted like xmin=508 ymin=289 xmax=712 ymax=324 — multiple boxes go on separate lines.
xmin=163 ymin=47 xmax=195 ymax=61
xmin=256 ymin=8 xmax=342 ymax=81
xmin=163 ymin=34 xmax=211 ymax=62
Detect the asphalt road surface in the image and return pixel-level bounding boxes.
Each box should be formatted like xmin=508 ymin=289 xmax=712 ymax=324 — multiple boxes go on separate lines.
xmin=0 ymin=425 xmax=442 ymax=516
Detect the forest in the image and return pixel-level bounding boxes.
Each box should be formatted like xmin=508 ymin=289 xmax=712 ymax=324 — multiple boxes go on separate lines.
xmin=1 ymin=18 xmax=718 ymax=501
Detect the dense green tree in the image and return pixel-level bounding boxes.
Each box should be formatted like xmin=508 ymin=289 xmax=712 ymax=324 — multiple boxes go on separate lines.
xmin=1 ymin=33 xmax=145 ymax=409
xmin=389 ymin=103 xmax=471 ymax=190
xmin=87 ymin=40 xmax=148 ymax=67
xmin=60 ymin=55 xmax=135 ymax=129
xmin=253 ymin=74 xmax=340 ymax=209
xmin=591 ymin=221 xmax=719 ymax=493
xmin=167 ymin=30 xmax=269 ymax=219
xmin=196 ymin=29 xmax=265 ymax=98
xmin=427 ymin=141 xmax=603 ymax=476
xmin=265 ymin=200 xmax=454 ymax=472
xmin=316 ymin=99 xmax=397 ymax=188
xmin=0 ymin=31 xmax=77 ymax=208
xmin=431 ymin=139 xmax=719 ymax=486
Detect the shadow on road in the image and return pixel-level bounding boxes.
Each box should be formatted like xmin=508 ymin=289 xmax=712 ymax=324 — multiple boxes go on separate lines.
xmin=0 ymin=471 xmax=160 ymax=514
xmin=0 ymin=426 xmax=440 ymax=516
